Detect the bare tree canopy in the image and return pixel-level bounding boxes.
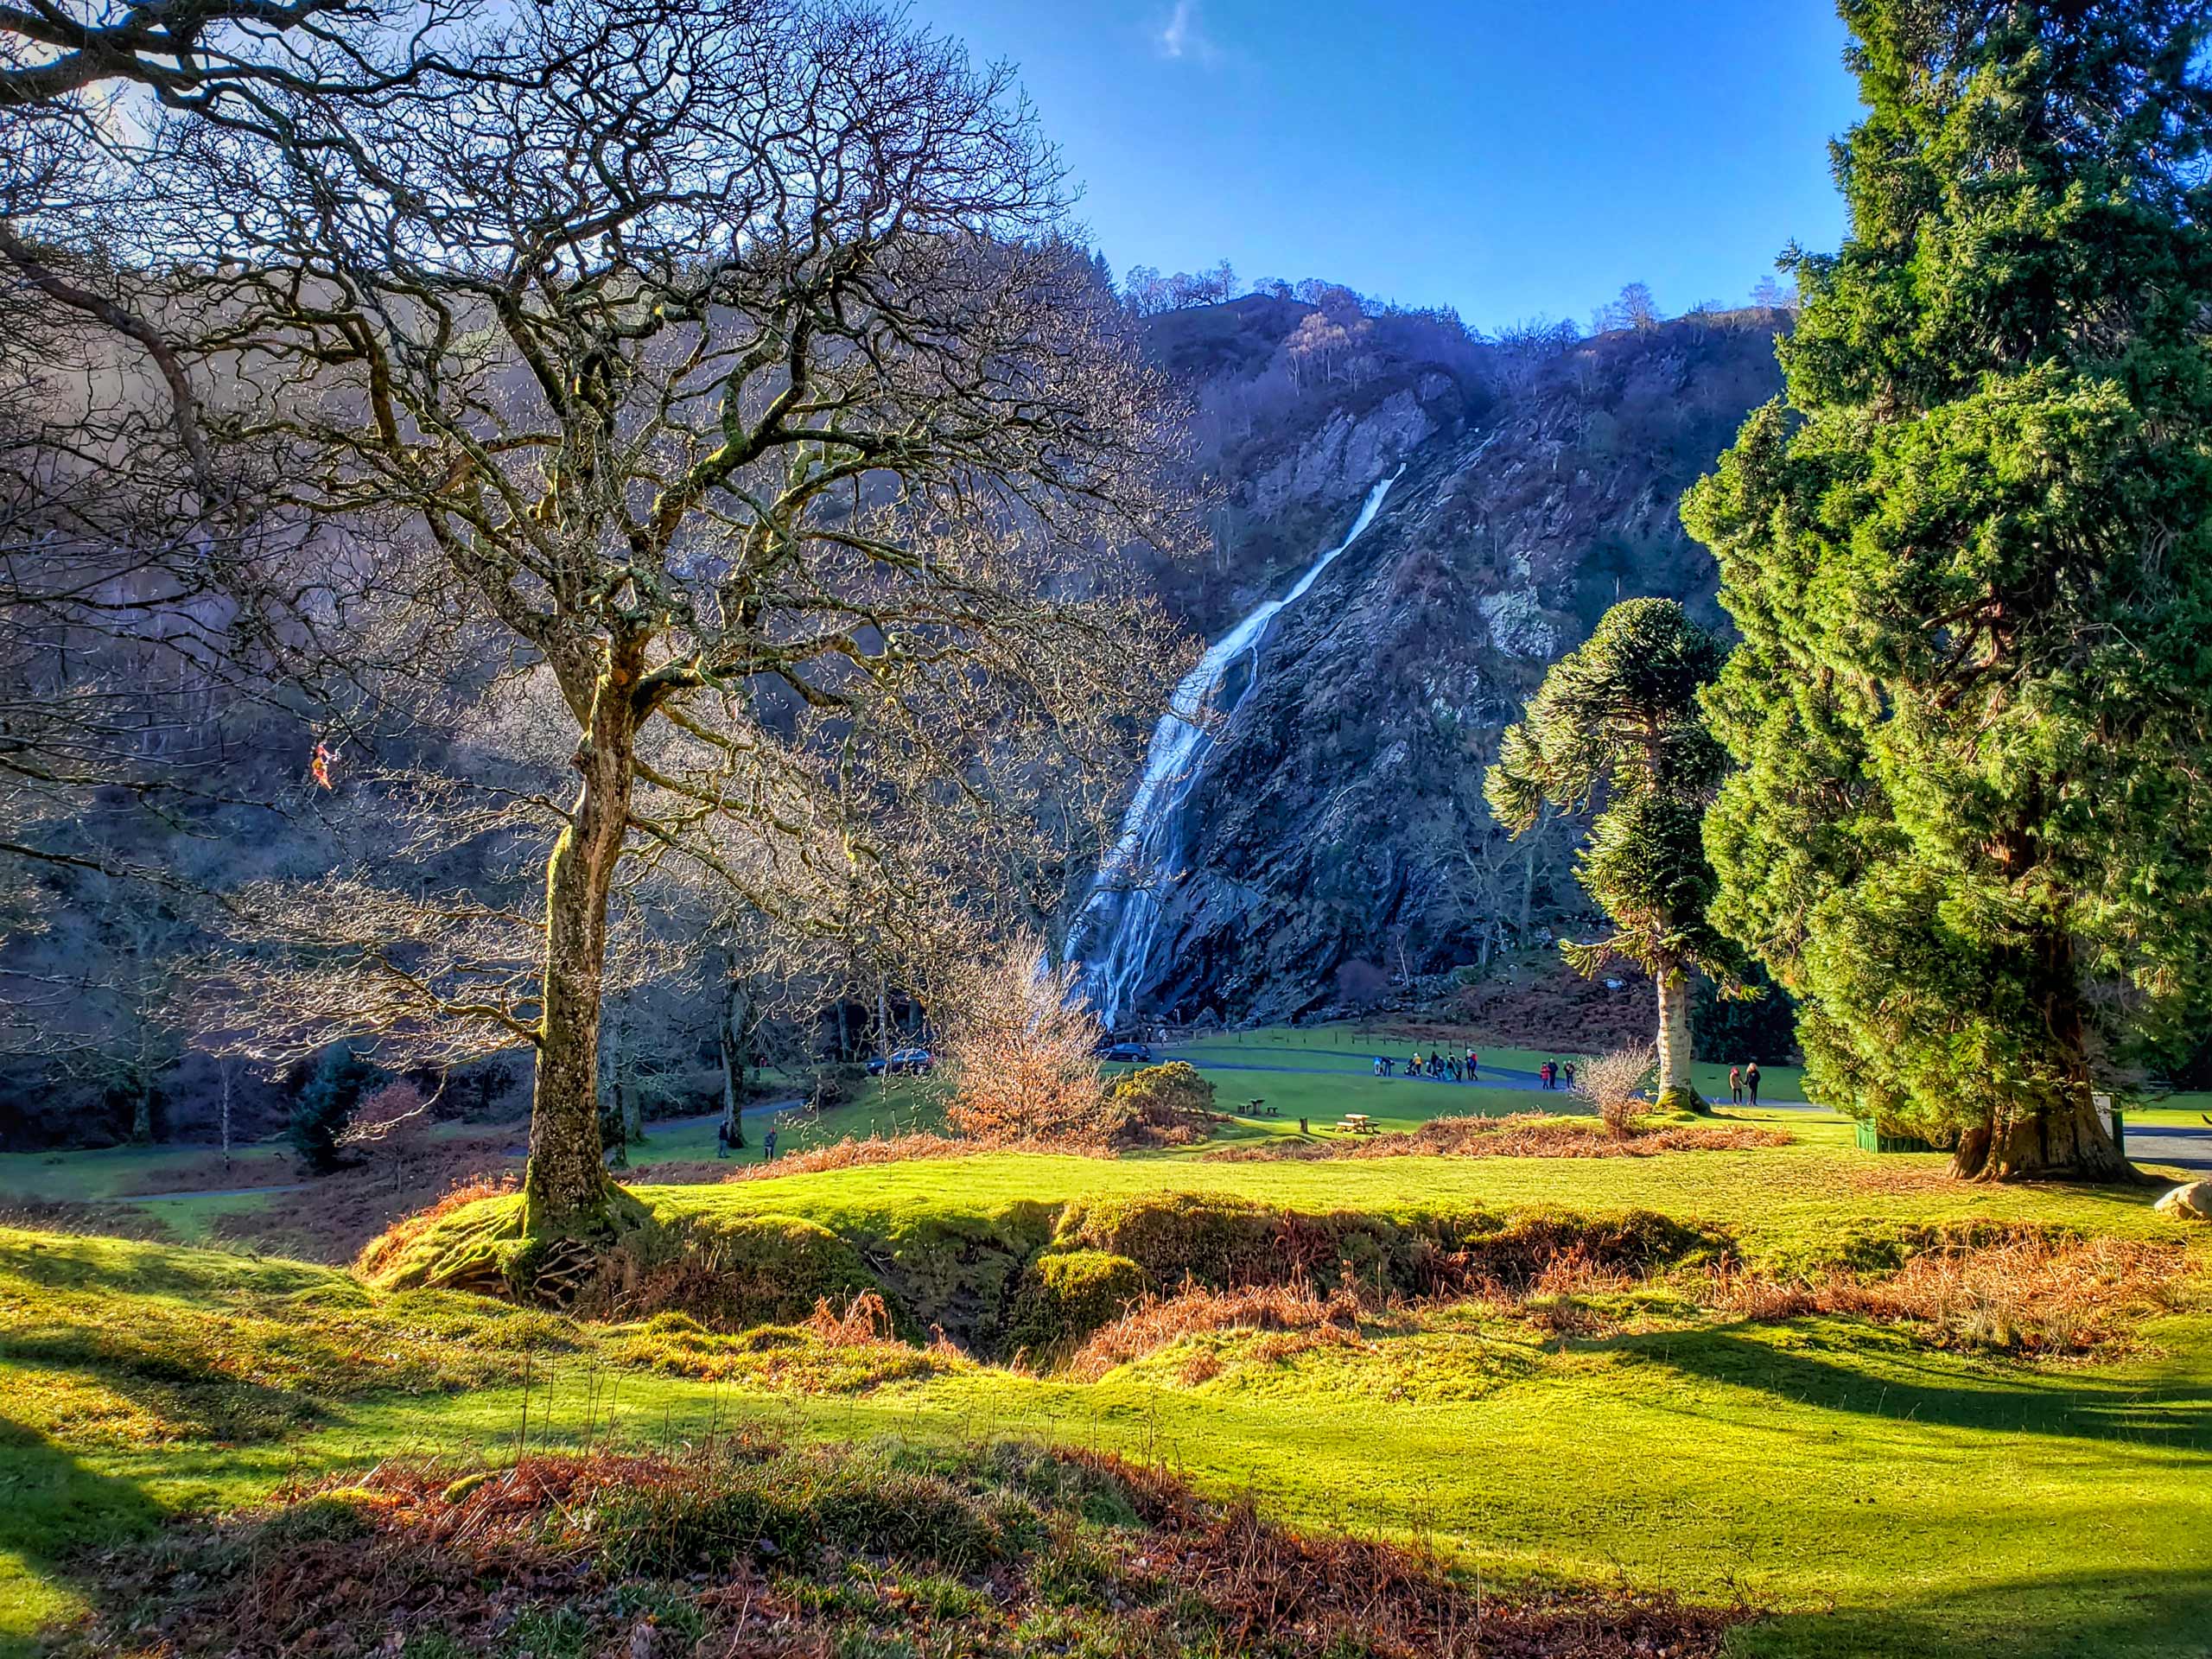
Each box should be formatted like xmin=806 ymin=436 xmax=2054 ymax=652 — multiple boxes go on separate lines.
xmin=10 ymin=0 xmax=1191 ymax=1236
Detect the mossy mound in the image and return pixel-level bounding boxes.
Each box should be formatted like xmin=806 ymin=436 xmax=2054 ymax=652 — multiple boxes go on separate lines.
xmin=1052 ymin=1193 xmax=1723 ymax=1301
xmin=1003 ymin=1249 xmax=1150 ymax=1361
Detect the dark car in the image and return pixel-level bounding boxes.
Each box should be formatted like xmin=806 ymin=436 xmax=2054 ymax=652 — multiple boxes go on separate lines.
xmin=866 ymin=1047 xmax=937 ymax=1077
xmin=1097 ymin=1041 xmax=1154 ymax=1065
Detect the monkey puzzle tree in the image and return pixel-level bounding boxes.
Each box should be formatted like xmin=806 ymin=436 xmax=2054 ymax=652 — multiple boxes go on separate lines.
xmin=1486 ymin=599 xmax=1741 ymax=1112
xmin=1681 ymin=0 xmax=2212 ymax=1181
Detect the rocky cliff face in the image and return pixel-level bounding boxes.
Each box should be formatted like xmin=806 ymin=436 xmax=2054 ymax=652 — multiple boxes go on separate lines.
xmin=1084 ymin=302 xmax=1787 ymax=1025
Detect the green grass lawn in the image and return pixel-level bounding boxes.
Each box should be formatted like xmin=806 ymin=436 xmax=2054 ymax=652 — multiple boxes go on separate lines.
xmin=1166 ymin=1022 xmax=1812 ymax=1103
xmin=4 ymin=1119 xmax=2209 ymax=1658
xmin=0 ymin=1140 xmax=295 ymax=1203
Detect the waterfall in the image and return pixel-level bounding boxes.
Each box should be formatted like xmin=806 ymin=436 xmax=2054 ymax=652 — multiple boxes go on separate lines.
xmin=1069 ymin=469 xmax=1402 ymax=1028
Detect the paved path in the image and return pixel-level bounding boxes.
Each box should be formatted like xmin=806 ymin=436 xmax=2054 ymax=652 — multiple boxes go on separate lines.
xmin=109 ymin=1179 xmax=315 ymax=1204
xmin=1172 ymin=1052 xmax=1812 ymax=1107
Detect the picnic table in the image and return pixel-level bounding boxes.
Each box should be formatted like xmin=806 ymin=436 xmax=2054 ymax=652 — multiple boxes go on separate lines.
xmin=1333 ymin=1112 xmax=1380 ymax=1135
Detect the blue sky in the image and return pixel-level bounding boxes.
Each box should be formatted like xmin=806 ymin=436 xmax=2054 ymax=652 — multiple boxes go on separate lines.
xmin=923 ymin=1 xmax=1866 ymax=332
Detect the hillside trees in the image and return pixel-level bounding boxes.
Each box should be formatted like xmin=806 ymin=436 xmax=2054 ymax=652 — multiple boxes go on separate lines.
xmin=0 ymin=0 xmax=493 ymax=882
xmin=112 ymin=0 xmax=1185 ymax=1239
xmin=1486 ymin=599 xmax=1742 ymax=1111
xmin=1681 ymin=0 xmax=2212 ymax=1181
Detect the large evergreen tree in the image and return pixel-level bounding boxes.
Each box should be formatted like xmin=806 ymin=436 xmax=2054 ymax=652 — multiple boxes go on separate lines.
xmin=1488 ymin=600 xmax=1742 ymax=1111
xmin=1682 ymin=1 xmax=2212 ymax=1180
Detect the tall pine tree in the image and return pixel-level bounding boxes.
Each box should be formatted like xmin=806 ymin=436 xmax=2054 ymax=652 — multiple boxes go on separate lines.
xmin=1682 ymin=1 xmax=2212 ymax=1180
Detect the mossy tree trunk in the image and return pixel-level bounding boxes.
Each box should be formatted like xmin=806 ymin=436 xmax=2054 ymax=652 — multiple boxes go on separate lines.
xmin=523 ymin=651 xmax=640 ymax=1231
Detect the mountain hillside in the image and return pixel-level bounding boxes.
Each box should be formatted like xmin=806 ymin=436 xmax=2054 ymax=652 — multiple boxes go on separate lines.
xmin=1082 ymin=301 xmax=1789 ymax=1026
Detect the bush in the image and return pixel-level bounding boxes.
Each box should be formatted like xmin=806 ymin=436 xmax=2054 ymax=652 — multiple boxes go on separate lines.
xmin=1103 ymin=1062 xmax=1215 ymax=1147
xmin=1571 ymin=1045 xmax=1656 ymax=1136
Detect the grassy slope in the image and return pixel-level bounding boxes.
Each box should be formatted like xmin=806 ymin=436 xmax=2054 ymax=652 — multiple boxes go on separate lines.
xmin=5 ymin=1114 xmax=2209 ymax=1659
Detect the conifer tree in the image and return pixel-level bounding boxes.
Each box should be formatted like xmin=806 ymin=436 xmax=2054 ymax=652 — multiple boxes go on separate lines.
xmin=289 ymin=1045 xmax=380 ymax=1175
xmin=1682 ymin=0 xmax=2212 ymax=1179
xmin=1488 ymin=600 xmax=1742 ymax=1111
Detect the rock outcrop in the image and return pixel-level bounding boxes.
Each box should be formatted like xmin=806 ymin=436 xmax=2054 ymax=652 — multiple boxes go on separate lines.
xmin=1085 ymin=304 xmax=1789 ymax=1024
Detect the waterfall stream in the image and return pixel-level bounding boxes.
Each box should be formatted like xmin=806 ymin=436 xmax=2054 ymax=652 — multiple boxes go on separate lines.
xmin=1069 ymin=469 xmax=1402 ymax=1028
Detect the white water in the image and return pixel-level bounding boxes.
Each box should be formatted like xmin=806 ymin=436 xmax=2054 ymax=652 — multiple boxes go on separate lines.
xmin=1070 ymin=469 xmax=1402 ymax=1028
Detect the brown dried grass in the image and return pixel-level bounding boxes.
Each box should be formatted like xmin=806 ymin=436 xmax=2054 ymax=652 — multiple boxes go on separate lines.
xmin=92 ymin=1445 xmax=1742 ymax=1659
xmin=1709 ymin=1234 xmax=2195 ymax=1357
xmin=351 ymin=1170 xmax=517 ymax=1278
xmin=1064 ymin=1277 xmax=1375 ymax=1381
xmin=691 ymin=1129 xmax=1122 ymax=1185
xmin=1209 ymin=1113 xmax=1789 ymax=1162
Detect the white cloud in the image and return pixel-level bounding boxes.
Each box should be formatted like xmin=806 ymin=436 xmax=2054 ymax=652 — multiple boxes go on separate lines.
xmin=1154 ymin=0 xmax=1220 ymax=65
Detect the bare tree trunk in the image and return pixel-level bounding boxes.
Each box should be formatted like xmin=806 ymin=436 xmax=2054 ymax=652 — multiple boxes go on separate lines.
xmin=522 ymin=660 xmax=638 ymax=1230
xmin=1950 ymin=931 xmax=2139 ymax=1184
xmin=877 ymin=972 xmax=892 ymax=1106
xmin=219 ymin=1062 xmax=232 ymax=1177
xmin=719 ymin=967 xmax=749 ymax=1149
xmin=1654 ymin=968 xmax=1697 ymax=1111
xmin=617 ymin=999 xmax=643 ymax=1149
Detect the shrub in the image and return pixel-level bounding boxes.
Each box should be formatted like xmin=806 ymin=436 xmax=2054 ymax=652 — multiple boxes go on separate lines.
xmin=1103 ymin=1062 xmax=1215 ymax=1147
xmin=1572 ymin=1045 xmax=1656 ymax=1136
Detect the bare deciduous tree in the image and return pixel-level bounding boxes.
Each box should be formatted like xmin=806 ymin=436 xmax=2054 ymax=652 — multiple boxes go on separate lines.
xmin=124 ymin=0 xmax=1186 ymax=1239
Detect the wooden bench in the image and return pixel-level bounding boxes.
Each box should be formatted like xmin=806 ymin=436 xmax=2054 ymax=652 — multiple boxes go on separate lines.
xmin=1334 ymin=1113 xmax=1379 ymax=1135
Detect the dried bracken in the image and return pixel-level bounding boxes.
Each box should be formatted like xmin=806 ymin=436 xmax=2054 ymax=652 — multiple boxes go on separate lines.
xmin=1064 ymin=1279 xmax=1375 ymax=1382
xmin=86 ymin=1444 xmax=1745 ymax=1659
xmin=1209 ymin=1112 xmax=1789 ymax=1161
xmin=1708 ymin=1233 xmax=2196 ymax=1358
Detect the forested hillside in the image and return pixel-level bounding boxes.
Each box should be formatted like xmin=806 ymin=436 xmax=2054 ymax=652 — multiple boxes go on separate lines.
xmin=0 ymin=279 xmax=1788 ymax=1149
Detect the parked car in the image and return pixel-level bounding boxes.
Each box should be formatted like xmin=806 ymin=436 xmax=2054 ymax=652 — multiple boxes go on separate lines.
xmin=1097 ymin=1041 xmax=1154 ymax=1065
xmin=867 ymin=1047 xmax=937 ymax=1077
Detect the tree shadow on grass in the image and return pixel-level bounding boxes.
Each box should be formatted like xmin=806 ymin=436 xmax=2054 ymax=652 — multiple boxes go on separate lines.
xmin=1732 ymin=1566 xmax=2212 ymax=1659
xmin=1602 ymin=1319 xmax=2212 ymax=1449
xmin=0 ymin=1416 xmax=167 ymax=1657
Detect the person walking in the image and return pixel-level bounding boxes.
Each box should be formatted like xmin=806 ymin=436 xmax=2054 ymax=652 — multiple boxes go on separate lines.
xmin=1728 ymin=1065 xmax=1744 ymax=1106
xmin=1745 ymin=1062 xmax=1761 ymax=1107
xmin=763 ymin=1128 xmax=779 ymax=1160
xmin=1465 ymin=1046 xmax=1478 ymax=1081
xmin=1562 ymin=1060 xmax=1576 ymax=1090
xmin=1540 ymin=1060 xmax=1555 ymax=1090
xmin=1408 ymin=1050 xmax=1422 ymax=1079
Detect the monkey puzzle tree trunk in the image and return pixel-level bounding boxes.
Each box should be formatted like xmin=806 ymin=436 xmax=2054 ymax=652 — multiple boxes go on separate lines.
xmin=522 ymin=657 xmax=640 ymax=1230
xmin=1654 ymin=967 xmax=1697 ymax=1112
xmin=1949 ymin=931 xmax=2139 ymax=1184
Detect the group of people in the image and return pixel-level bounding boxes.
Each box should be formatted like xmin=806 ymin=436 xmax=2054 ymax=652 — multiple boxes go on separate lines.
xmin=1728 ymin=1063 xmax=1763 ymax=1106
xmin=1537 ymin=1058 xmax=1575 ymax=1090
xmin=1374 ymin=1046 xmax=1480 ymax=1082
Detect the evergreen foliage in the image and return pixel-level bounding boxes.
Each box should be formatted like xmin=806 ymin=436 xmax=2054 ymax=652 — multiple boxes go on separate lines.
xmin=288 ymin=1045 xmax=380 ymax=1175
xmin=1681 ymin=0 xmax=2212 ymax=1179
xmin=1486 ymin=599 xmax=1743 ymax=1109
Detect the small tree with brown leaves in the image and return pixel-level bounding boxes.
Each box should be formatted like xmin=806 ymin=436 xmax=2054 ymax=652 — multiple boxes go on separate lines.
xmin=939 ymin=936 xmax=1105 ymax=1145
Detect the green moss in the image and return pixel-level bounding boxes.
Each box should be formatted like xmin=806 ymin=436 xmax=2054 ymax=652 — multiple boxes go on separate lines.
xmin=1004 ymin=1250 xmax=1149 ymax=1360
